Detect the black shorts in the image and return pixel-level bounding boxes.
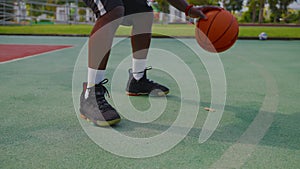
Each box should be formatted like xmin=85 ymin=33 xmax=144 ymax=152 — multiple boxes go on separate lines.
xmin=83 ymin=0 xmax=153 ymax=18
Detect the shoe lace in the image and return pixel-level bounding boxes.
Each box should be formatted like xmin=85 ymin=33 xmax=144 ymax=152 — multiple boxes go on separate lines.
xmin=131 ymin=66 xmax=151 ymax=73
xmin=140 ymin=67 xmax=159 ymax=85
xmin=95 ymin=79 xmax=114 ymax=111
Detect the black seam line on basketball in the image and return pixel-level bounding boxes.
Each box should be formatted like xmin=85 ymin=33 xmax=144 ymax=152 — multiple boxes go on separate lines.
xmin=211 ymin=14 xmax=235 ymax=44
xmin=216 ymin=32 xmax=239 ymax=51
xmin=205 ymin=10 xmax=222 ymax=44
xmin=217 ymin=30 xmax=238 ymax=49
xmin=216 ymin=34 xmax=237 ymax=51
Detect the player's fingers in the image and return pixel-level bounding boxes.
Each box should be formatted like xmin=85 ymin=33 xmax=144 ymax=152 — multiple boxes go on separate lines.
xmin=198 ymin=11 xmax=207 ymax=20
xmin=189 ymin=7 xmax=207 ymax=20
xmin=197 ymin=6 xmax=223 ymax=13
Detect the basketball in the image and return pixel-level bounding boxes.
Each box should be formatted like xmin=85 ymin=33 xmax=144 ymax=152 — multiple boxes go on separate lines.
xmin=195 ymin=8 xmax=239 ymax=53
xmin=259 ymin=32 xmax=268 ymax=40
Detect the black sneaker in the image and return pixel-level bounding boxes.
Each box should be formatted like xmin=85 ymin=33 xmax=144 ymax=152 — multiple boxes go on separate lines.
xmin=126 ymin=67 xmax=169 ymax=96
xmin=80 ymin=79 xmax=121 ymax=127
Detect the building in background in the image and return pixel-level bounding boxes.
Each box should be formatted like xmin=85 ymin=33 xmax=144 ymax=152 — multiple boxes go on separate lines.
xmin=169 ymin=5 xmax=186 ymax=23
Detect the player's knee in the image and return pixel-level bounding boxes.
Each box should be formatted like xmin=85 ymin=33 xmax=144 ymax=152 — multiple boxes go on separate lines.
xmin=139 ymin=12 xmax=154 ymax=25
xmin=132 ymin=12 xmax=153 ymax=34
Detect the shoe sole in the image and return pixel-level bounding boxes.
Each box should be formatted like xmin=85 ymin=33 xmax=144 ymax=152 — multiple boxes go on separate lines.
xmin=126 ymin=90 xmax=169 ymax=97
xmin=80 ymin=114 xmax=121 ymax=127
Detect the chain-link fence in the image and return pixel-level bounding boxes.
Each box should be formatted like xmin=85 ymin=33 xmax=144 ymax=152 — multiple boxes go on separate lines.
xmin=0 ymin=0 xmax=95 ymax=25
xmin=0 ymin=0 xmax=188 ymax=25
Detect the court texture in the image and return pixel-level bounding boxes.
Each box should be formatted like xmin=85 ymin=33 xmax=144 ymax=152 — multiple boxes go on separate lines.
xmin=1 ymin=35 xmax=299 ymax=169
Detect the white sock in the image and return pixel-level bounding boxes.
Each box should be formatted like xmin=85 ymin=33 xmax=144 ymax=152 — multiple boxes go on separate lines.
xmin=132 ymin=58 xmax=147 ymax=80
xmin=85 ymin=68 xmax=105 ymax=99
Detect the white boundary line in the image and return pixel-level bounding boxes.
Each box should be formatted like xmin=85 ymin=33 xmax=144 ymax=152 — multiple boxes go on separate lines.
xmin=209 ymin=56 xmax=279 ymax=169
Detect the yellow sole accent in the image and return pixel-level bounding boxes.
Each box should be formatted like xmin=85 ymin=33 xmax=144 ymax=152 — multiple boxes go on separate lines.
xmin=80 ymin=114 xmax=121 ymax=127
xmin=95 ymin=118 xmax=121 ymax=127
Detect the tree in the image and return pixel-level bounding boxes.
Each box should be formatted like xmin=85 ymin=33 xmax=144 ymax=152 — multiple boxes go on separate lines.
xmin=258 ymin=0 xmax=265 ymax=23
xmin=248 ymin=0 xmax=260 ymax=22
xmin=268 ymin=0 xmax=295 ymax=22
xmin=45 ymin=0 xmax=56 ymax=16
xmin=222 ymin=0 xmax=243 ymax=13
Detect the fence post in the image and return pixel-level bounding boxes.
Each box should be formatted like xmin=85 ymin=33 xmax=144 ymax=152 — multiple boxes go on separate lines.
xmin=3 ymin=1 xmax=5 ymax=25
xmin=17 ymin=0 xmax=21 ymax=24
xmin=74 ymin=0 xmax=78 ymax=24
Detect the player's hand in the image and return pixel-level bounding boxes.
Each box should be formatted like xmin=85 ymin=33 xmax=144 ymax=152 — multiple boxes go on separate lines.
xmin=189 ymin=6 xmax=223 ymax=19
xmin=188 ymin=6 xmax=223 ymax=23
xmin=197 ymin=6 xmax=223 ymax=14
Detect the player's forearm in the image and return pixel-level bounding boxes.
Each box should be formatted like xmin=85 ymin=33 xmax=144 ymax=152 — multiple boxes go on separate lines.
xmin=166 ymin=0 xmax=189 ymax=12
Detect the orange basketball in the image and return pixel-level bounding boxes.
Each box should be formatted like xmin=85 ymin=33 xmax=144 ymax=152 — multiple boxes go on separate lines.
xmin=195 ymin=9 xmax=239 ymax=53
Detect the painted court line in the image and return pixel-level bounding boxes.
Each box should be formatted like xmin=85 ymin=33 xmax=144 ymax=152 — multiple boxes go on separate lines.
xmin=209 ymin=58 xmax=279 ymax=169
xmin=0 ymin=44 xmax=73 ymax=64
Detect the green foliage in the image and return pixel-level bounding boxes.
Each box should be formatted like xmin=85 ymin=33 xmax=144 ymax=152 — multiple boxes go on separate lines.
xmin=55 ymin=0 xmax=67 ymax=5
xmin=223 ymin=0 xmax=244 ymax=12
xmin=155 ymin=0 xmax=169 ymax=13
xmin=78 ymin=8 xmax=86 ymax=15
xmin=45 ymin=0 xmax=56 ymax=17
xmin=247 ymin=0 xmax=260 ymax=22
xmin=188 ymin=0 xmax=219 ymax=5
xmin=29 ymin=4 xmax=43 ymax=17
xmin=268 ymin=0 xmax=295 ymax=23
xmin=285 ymin=10 xmax=300 ymax=23
xmin=240 ymin=10 xmax=252 ymax=22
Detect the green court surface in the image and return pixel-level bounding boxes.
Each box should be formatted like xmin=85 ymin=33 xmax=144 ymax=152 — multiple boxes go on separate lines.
xmin=1 ymin=36 xmax=300 ymax=169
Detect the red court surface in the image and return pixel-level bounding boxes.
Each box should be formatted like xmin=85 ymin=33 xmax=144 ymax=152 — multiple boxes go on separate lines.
xmin=0 ymin=44 xmax=73 ymax=62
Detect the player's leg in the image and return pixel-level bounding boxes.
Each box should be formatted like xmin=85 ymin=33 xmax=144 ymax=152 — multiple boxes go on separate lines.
xmin=88 ymin=6 xmax=124 ymax=84
xmin=80 ymin=0 xmax=124 ymax=126
xmin=130 ymin=12 xmax=152 ymax=80
xmin=124 ymin=2 xmax=169 ymax=96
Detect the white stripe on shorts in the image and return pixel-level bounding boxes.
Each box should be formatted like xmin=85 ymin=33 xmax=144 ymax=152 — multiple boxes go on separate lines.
xmin=94 ymin=0 xmax=106 ymax=16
